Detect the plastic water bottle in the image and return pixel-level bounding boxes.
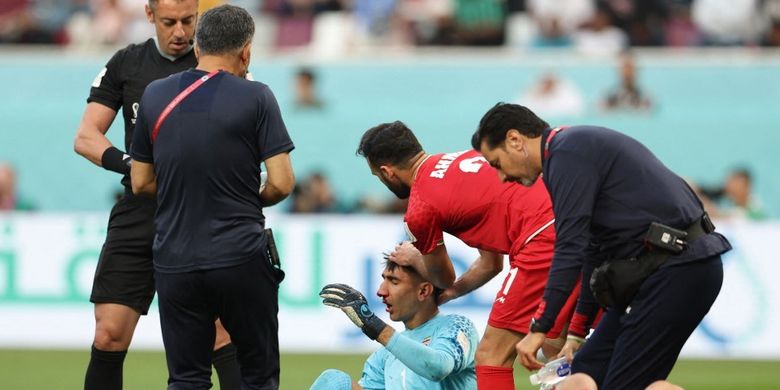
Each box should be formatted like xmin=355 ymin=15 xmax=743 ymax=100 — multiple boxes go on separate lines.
xmin=529 ymin=356 xmax=571 ymax=387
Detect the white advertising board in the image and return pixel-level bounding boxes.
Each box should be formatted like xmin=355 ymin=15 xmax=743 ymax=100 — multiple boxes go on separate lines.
xmin=0 ymin=214 xmax=776 ymax=358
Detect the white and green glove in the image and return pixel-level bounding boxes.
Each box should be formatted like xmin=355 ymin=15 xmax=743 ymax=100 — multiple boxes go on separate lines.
xmin=319 ymin=283 xmax=388 ymax=340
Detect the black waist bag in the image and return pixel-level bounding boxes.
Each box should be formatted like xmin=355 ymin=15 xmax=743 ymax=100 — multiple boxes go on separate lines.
xmin=590 ymin=215 xmax=715 ymax=308
xmin=590 ymin=251 xmax=668 ymax=309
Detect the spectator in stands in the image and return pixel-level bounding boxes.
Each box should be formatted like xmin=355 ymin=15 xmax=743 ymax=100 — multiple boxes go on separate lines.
xmin=573 ymin=4 xmax=627 ymax=56
xmin=290 ymin=172 xmax=341 ymax=213
xmin=517 ymin=71 xmax=585 ymax=119
xmin=721 ymin=168 xmax=765 ymax=220
xmin=764 ymin=19 xmax=780 ymax=46
xmin=26 ymin=0 xmax=80 ymax=44
xmin=450 ymin=0 xmax=506 ymax=45
xmin=92 ymin=0 xmax=127 ymax=44
xmin=394 ymin=0 xmax=453 ymax=46
xmin=353 ymin=0 xmax=397 ymax=41
xmin=762 ymin=0 xmax=780 ymax=46
xmin=0 ymin=0 xmax=30 ymax=43
xmin=692 ymin=0 xmax=768 ymax=45
xmin=600 ymin=52 xmax=652 ymax=112
xmin=0 ymin=0 xmax=74 ymax=44
xmin=293 ymin=67 xmax=325 ymax=110
xmin=702 ymin=168 xmax=766 ymax=221
xmin=0 ymin=163 xmax=35 ymax=211
xmin=597 ymin=0 xmax=667 ymax=47
xmin=263 ymin=0 xmax=344 ymax=48
xmin=663 ymin=2 xmax=702 ymax=46
xmin=527 ymin=0 xmax=594 ymax=47
xmin=119 ymin=0 xmax=154 ymax=43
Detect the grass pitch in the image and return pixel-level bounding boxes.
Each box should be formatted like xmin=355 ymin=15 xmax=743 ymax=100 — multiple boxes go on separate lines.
xmin=0 ymin=350 xmax=777 ymax=389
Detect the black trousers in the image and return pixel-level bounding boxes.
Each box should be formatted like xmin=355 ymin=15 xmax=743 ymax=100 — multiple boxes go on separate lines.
xmin=572 ymin=255 xmax=723 ymax=390
xmin=156 ymin=257 xmax=283 ymax=390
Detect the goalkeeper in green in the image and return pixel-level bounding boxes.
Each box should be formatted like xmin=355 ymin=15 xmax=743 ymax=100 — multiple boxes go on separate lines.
xmin=311 ymin=260 xmax=479 ymax=390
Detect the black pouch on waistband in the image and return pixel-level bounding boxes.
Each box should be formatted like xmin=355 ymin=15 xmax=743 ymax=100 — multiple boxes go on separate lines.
xmin=590 ymin=216 xmax=714 ymax=309
xmin=590 ymin=252 xmax=668 ymax=309
xmin=264 ymin=228 xmax=285 ymax=284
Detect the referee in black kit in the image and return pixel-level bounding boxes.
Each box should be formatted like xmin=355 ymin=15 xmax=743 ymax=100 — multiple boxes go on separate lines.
xmin=131 ymin=4 xmax=294 ymax=389
xmin=73 ymin=0 xmax=241 ymax=388
xmin=472 ymin=103 xmax=731 ymax=390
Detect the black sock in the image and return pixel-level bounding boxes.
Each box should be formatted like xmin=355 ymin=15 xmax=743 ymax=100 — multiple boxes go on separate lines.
xmin=84 ymin=345 xmax=127 ymax=390
xmin=213 ymin=343 xmax=241 ymax=390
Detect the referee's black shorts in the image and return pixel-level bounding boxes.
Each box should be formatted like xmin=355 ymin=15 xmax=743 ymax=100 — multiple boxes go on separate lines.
xmin=90 ymin=193 xmax=157 ymax=315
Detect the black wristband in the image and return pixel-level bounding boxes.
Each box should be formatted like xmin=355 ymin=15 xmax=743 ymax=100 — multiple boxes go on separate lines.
xmin=101 ymin=146 xmax=131 ymax=175
xmin=529 ymin=317 xmax=551 ymax=334
xmin=362 ymin=315 xmax=388 ymax=341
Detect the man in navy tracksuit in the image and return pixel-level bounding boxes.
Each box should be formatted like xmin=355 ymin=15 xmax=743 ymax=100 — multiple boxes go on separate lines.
xmin=472 ymin=103 xmax=730 ymax=390
xmin=130 ymin=5 xmax=294 ymax=389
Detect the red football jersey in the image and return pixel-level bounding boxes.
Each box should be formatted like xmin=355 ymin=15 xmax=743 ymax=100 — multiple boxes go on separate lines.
xmin=404 ymin=150 xmax=555 ymax=268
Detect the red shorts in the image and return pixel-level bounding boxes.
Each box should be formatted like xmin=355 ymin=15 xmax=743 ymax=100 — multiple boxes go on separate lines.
xmin=488 ymin=227 xmax=579 ymax=338
xmin=488 ymin=267 xmax=580 ymax=338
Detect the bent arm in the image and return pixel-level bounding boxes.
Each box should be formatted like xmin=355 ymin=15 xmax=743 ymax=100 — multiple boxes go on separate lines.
xmin=444 ymin=249 xmax=503 ymax=302
xmin=260 ymin=152 xmax=295 ymax=207
xmin=382 ymin=330 xmax=456 ymax=382
xmin=420 ymin=244 xmax=456 ymax=289
xmin=73 ymin=102 xmax=118 ymax=166
xmin=130 ymin=160 xmax=156 ymax=196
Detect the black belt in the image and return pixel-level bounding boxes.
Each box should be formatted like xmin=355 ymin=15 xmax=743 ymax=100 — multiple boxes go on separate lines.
xmin=683 ymin=212 xmax=716 ymax=244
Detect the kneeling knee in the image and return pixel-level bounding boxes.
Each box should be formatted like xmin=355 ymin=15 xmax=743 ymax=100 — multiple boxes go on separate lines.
xmin=646 ymin=380 xmax=684 ymax=390
xmin=557 ymin=373 xmax=598 ymax=390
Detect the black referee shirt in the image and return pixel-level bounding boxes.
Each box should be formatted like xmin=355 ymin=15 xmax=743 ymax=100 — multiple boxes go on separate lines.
xmin=131 ymin=69 xmax=294 ymax=274
xmin=537 ymin=125 xmax=731 ymax=330
xmin=87 ymin=38 xmax=197 ymax=190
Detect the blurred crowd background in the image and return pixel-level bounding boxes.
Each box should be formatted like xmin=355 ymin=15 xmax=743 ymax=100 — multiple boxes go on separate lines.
xmin=2 ymin=0 xmax=780 ymax=50
xmin=0 ymin=0 xmax=778 ymax=221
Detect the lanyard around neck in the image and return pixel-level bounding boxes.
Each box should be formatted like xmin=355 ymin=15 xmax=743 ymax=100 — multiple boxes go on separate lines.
xmin=151 ymin=70 xmax=220 ymax=144
xmin=543 ymin=127 xmax=565 ymax=160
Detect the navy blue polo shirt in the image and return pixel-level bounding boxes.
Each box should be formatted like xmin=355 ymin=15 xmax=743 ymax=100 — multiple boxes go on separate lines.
xmin=537 ymin=126 xmax=731 ymax=330
xmin=131 ymin=69 xmax=294 ymax=273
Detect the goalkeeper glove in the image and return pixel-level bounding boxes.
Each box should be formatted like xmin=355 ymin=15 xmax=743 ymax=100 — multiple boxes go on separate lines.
xmin=319 ymin=283 xmax=388 ymax=340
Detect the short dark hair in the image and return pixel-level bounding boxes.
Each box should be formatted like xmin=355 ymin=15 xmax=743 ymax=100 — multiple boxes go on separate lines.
xmin=297 ymin=68 xmax=316 ymax=82
xmin=384 ymin=260 xmax=444 ymax=302
xmin=357 ymin=121 xmax=423 ymax=169
xmin=148 ymin=0 xmax=196 ymax=12
xmin=730 ymin=167 xmax=752 ymax=183
xmin=471 ymin=103 xmax=549 ymax=150
xmin=195 ymin=4 xmax=254 ymax=56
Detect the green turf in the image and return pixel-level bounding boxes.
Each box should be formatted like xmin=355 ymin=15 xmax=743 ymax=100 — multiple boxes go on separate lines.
xmin=0 ymin=350 xmax=777 ymax=389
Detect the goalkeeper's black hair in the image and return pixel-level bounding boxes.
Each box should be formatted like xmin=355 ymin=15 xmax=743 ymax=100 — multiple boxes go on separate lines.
xmin=357 ymin=121 xmax=423 ymax=169
xmin=384 ymin=259 xmax=444 ymax=302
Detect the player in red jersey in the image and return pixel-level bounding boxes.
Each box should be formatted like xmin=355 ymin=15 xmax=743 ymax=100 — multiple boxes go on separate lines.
xmin=357 ymin=121 xmax=587 ymax=390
